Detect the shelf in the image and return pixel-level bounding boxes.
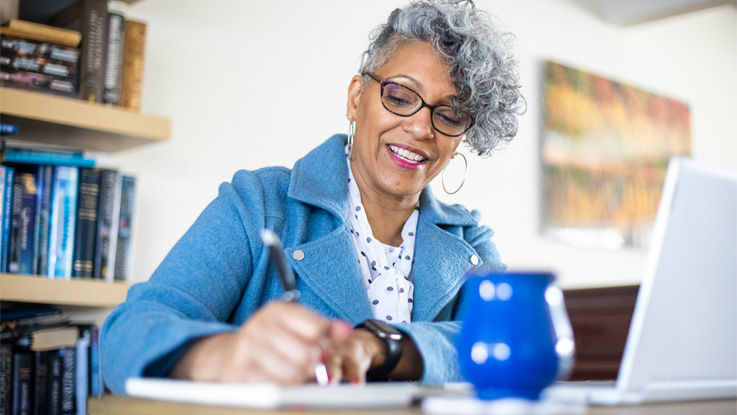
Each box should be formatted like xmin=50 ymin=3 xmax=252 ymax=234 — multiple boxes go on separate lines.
xmin=0 ymin=274 xmax=130 ymax=307
xmin=0 ymin=87 xmax=171 ymax=152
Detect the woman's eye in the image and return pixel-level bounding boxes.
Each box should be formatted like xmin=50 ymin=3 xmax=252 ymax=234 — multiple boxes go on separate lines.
xmin=436 ymin=112 xmax=462 ymax=126
xmin=385 ymin=93 xmax=413 ymax=106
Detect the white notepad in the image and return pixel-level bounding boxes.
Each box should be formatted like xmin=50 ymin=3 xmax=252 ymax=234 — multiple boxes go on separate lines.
xmin=125 ymin=377 xmax=429 ymax=409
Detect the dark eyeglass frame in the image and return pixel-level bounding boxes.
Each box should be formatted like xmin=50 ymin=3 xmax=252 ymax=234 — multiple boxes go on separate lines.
xmin=363 ymin=71 xmax=474 ymax=137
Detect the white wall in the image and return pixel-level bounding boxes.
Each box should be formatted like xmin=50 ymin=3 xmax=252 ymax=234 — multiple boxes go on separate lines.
xmin=113 ymin=0 xmax=737 ymax=288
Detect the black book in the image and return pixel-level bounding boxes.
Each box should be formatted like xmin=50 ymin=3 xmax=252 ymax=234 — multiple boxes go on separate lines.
xmin=102 ymin=4 xmax=125 ymax=105
xmin=32 ymin=352 xmax=48 ymax=415
xmin=0 ymin=343 xmax=11 ymax=415
xmin=11 ymin=351 xmax=33 ymax=415
xmin=49 ymin=0 xmax=108 ymax=102
xmin=72 ymin=168 xmax=100 ymax=278
xmin=34 ymin=165 xmax=53 ymax=277
xmin=58 ymin=347 xmax=74 ymax=415
xmin=46 ymin=353 xmax=61 ymax=415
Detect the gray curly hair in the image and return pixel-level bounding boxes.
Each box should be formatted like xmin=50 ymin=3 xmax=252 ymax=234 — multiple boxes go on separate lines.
xmin=359 ymin=0 xmax=525 ymax=156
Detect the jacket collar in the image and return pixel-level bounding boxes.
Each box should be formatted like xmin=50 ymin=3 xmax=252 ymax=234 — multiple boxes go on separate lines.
xmin=288 ymin=134 xmax=478 ymax=228
xmin=286 ymin=135 xmax=482 ymax=323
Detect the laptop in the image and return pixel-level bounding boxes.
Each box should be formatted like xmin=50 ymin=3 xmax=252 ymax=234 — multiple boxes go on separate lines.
xmin=543 ymin=158 xmax=737 ymax=405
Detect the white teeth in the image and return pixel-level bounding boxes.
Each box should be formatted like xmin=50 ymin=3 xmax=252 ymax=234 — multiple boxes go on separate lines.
xmin=389 ymin=145 xmax=426 ymax=163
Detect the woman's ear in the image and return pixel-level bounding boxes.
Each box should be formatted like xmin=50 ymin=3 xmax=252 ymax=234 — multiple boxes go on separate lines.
xmin=346 ymin=75 xmax=364 ymax=121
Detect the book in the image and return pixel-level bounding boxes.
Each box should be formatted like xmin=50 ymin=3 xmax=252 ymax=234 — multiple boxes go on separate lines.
xmin=27 ymin=326 xmax=79 ymax=352
xmin=94 ymin=169 xmax=120 ymax=280
xmin=46 ymin=166 xmax=78 ymax=279
xmin=49 ymin=0 xmax=108 ymax=102
xmin=113 ymin=175 xmax=135 ymax=281
xmin=34 ymin=165 xmax=52 ymax=276
xmin=58 ymin=347 xmax=75 ymax=415
xmin=87 ymin=326 xmax=101 ymax=398
xmin=1 ymin=55 xmax=77 ymax=78
xmin=102 ymin=2 xmax=126 ymax=105
xmin=0 ymin=166 xmax=14 ymax=272
xmin=12 ymin=351 xmax=32 ymax=415
xmin=119 ymin=19 xmax=146 ymax=110
xmin=2 ymin=149 xmax=93 ymax=168
xmin=1 ymin=37 xmax=79 ymax=65
xmin=0 ymin=70 xmax=77 ymax=96
xmin=0 ymin=342 xmax=11 ymax=415
xmin=74 ymin=329 xmax=89 ymax=415
xmin=72 ymin=169 xmax=100 ymax=278
xmin=1 ymin=20 xmax=81 ymax=47
xmin=0 ymin=124 xmax=17 ymax=135
xmin=46 ymin=352 xmax=62 ymax=415
xmin=9 ymin=168 xmax=39 ymax=274
xmin=32 ymin=351 xmax=48 ymax=415
xmin=0 ymin=167 xmax=6 ymax=274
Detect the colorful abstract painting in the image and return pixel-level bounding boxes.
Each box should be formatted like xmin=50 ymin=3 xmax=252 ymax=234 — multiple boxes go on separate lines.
xmin=542 ymin=61 xmax=691 ymax=248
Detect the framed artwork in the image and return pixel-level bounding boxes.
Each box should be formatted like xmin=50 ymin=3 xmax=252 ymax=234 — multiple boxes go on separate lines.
xmin=541 ymin=61 xmax=691 ymax=248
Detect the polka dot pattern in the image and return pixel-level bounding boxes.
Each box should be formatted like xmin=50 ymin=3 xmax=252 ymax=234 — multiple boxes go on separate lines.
xmin=345 ymin=148 xmax=417 ymax=324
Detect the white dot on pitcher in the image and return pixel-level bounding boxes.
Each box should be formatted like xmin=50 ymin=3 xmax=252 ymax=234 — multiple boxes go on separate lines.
xmin=479 ymin=280 xmax=495 ymax=301
xmin=492 ymin=343 xmax=511 ymax=361
xmin=471 ymin=342 xmax=489 ymax=364
xmin=496 ymin=283 xmax=513 ymax=301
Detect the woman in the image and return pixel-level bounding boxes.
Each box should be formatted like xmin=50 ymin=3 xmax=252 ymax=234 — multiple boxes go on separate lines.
xmin=101 ymin=0 xmax=524 ymax=393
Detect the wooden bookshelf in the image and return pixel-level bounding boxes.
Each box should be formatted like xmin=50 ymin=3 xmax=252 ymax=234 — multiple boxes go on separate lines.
xmin=0 ymin=274 xmax=130 ymax=307
xmin=0 ymin=87 xmax=171 ymax=152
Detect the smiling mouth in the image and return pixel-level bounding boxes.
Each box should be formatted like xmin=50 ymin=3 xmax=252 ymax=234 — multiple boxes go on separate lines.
xmin=388 ymin=144 xmax=428 ymax=164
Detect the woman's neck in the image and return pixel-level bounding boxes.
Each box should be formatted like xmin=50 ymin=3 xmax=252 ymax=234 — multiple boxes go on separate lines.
xmin=350 ymin=165 xmax=419 ymax=247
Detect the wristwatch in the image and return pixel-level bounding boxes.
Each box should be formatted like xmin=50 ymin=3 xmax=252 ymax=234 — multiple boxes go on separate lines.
xmin=355 ymin=319 xmax=403 ymax=381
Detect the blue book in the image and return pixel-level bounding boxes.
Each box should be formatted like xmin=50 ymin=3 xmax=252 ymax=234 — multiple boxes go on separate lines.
xmin=0 ymin=167 xmax=14 ymax=273
xmin=13 ymin=168 xmax=40 ymax=274
xmin=47 ymin=166 xmax=78 ymax=279
xmin=113 ymin=175 xmax=136 ymax=281
xmin=2 ymin=149 xmax=95 ymax=168
xmin=0 ymin=167 xmax=5 ymax=273
xmin=0 ymin=123 xmax=18 ymax=135
xmin=75 ymin=329 xmax=90 ymax=415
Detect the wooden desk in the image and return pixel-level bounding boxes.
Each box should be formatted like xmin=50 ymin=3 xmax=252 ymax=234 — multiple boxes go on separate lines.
xmin=89 ymin=395 xmax=736 ymax=415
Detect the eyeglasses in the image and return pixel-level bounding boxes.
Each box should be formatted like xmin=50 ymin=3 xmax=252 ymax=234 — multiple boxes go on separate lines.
xmin=363 ymin=72 xmax=474 ymax=137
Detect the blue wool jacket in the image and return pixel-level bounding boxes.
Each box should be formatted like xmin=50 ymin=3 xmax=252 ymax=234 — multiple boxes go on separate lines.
xmin=100 ymin=134 xmax=505 ymax=394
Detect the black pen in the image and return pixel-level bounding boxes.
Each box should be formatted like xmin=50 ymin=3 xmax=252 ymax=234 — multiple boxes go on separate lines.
xmin=260 ymin=229 xmax=330 ymax=386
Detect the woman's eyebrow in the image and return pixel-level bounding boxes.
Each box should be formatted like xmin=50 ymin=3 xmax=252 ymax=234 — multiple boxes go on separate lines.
xmin=386 ymin=74 xmax=458 ymax=102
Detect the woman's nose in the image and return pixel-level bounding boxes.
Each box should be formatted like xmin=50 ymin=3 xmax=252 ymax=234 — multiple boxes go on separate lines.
xmin=402 ymin=107 xmax=435 ymax=140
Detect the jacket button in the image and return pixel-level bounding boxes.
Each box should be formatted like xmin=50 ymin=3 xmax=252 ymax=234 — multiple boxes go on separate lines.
xmin=470 ymin=255 xmax=479 ymax=265
xmin=293 ymin=250 xmax=305 ymax=261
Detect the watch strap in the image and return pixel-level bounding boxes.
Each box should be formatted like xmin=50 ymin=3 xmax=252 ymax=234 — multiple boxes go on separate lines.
xmin=355 ymin=319 xmax=403 ymax=381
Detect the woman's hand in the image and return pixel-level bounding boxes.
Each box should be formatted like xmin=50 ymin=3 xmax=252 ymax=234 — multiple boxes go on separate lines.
xmin=324 ymin=327 xmax=425 ymax=383
xmin=323 ymin=328 xmax=385 ymax=384
xmin=169 ymin=301 xmax=350 ymax=384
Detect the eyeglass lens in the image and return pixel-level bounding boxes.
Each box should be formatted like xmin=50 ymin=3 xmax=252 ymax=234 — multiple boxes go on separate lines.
xmin=381 ymin=82 xmax=472 ymax=136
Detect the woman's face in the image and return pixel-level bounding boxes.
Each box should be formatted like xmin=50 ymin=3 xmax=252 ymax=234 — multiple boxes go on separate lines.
xmin=347 ymin=41 xmax=464 ymax=202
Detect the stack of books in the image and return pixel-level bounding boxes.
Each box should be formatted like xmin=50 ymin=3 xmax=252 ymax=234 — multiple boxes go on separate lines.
xmin=0 ymin=142 xmax=137 ymax=281
xmin=1 ymin=0 xmax=148 ymax=110
xmin=0 ymin=20 xmax=81 ymax=97
xmin=0 ymin=304 xmax=102 ymax=415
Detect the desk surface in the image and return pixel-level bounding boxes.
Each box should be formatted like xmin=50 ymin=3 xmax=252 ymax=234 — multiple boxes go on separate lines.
xmin=89 ymin=396 xmax=737 ymax=415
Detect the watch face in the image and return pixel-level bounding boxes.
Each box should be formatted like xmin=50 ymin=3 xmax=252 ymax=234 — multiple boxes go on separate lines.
xmin=367 ymin=319 xmax=402 ymax=340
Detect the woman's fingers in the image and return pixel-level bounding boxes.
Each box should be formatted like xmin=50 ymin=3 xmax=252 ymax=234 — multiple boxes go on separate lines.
xmin=324 ymin=329 xmax=381 ymax=384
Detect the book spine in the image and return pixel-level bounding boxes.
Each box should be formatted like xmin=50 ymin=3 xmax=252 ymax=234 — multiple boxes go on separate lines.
xmin=88 ymin=327 xmax=101 ymax=398
xmin=72 ymin=169 xmax=100 ymax=278
xmin=12 ymin=351 xmax=33 ymax=415
xmin=1 ymin=167 xmax=14 ymax=273
xmin=94 ymin=170 xmax=120 ymax=280
xmin=34 ymin=166 xmax=53 ymax=276
xmin=1 ymin=152 xmax=95 ymax=169
xmin=17 ymin=171 xmax=39 ymax=275
xmin=0 ymin=124 xmax=18 ymax=135
xmin=74 ymin=331 xmax=89 ymax=415
xmin=32 ymin=352 xmax=48 ymax=415
xmin=0 ymin=70 xmax=77 ymax=97
xmin=0 ymin=167 xmax=5 ymax=274
xmin=102 ymin=4 xmax=125 ymax=105
xmin=111 ymin=175 xmax=135 ymax=281
xmin=46 ymin=353 xmax=62 ymax=415
xmin=119 ymin=19 xmax=146 ymax=110
xmin=0 ymin=37 xmax=80 ymax=64
xmin=0 ymin=343 xmax=11 ymax=415
xmin=47 ymin=167 xmax=78 ymax=279
xmin=8 ymin=170 xmax=25 ymax=273
xmin=58 ymin=348 xmax=75 ymax=415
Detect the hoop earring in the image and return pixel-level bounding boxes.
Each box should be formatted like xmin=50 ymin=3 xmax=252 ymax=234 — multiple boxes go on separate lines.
xmin=441 ymin=152 xmax=468 ymax=195
xmin=347 ymin=121 xmax=355 ymax=158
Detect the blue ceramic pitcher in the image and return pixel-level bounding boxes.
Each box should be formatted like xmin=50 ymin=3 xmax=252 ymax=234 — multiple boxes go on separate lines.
xmin=455 ymin=269 xmax=575 ymax=401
